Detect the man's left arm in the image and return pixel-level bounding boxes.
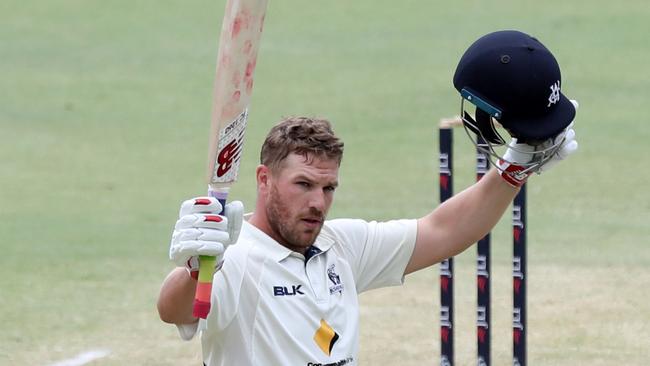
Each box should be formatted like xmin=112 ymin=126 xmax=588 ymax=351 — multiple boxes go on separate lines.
xmin=406 ymin=169 xmax=517 ymax=274
xmin=406 ymin=117 xmax=578 ymax=274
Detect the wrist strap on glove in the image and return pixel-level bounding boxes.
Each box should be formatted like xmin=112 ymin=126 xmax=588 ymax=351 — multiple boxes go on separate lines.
xmin=185 ymin=256 xmax=222 ymax=280
xmin=497 ymin=159 xmax=531 ymax=188
xmin=185 ymin=257 xmax=200 ymax=280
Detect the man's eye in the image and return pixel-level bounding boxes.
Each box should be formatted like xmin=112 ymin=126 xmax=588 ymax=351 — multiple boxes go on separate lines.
xmin=297 ymin=181 xmax=311 ymax=188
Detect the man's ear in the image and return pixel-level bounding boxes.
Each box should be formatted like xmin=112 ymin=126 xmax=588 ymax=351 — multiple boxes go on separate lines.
xmin=256 ymin=165 xmax=270 ymax=191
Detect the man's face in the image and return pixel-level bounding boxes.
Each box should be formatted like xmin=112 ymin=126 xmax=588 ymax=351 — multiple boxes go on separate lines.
xmin=264 ymin=153 xmax=339 ymax=253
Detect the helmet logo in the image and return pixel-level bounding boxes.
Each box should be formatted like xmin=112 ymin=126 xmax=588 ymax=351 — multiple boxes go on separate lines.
xmin=547 ymin=80 xmax=561 ymax=107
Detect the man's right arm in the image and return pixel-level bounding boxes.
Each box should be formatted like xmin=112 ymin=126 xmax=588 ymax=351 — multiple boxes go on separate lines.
xmin=157 ymin=267 xmax=198 ymax=325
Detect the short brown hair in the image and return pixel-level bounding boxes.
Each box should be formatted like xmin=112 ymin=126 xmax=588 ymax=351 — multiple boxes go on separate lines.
xmin=260 ymin=116 xmax=344 ymax=172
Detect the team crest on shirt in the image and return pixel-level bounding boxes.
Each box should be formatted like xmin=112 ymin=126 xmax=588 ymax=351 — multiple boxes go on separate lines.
xmin=327 ymin=264 xmax=344 ymax=295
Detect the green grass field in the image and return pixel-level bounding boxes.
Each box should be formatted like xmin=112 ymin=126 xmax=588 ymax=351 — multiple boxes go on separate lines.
xmin=2 ymin=1 xmax=649 ymax=365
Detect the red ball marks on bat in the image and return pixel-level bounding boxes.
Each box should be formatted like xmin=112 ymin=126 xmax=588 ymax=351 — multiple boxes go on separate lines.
xmin=232 ymin=9 xmax=252 ymax=39
xmin=205 ymin=215 xmax=223 ymax=223
xmin=243 ymin=40 xmax=253 ymax=54
xmin=231 ymin=71 xmax=241 ymax=88
xmin=243 ymin=60 xmax=256 ymax=93
xmin=232 ymin=17 xmax=243 ymax=38
xmin=220 ymin=54 xmax=231 ymax=69
xmin=245 ymin=60 xmax=256 ymax=78
xmin=232 ymin=90 xmax=241 ymax=102
xmin=195 ymin=198 xmax=211 ymax=206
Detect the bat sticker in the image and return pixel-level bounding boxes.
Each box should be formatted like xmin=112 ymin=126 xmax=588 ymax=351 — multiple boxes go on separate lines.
xmin=211 ymin=109 xmax=248 ymax=183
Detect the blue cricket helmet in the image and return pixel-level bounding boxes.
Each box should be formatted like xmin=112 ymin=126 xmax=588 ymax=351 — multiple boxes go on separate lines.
xmin=453 ymin=30 xmax=575 ymax=143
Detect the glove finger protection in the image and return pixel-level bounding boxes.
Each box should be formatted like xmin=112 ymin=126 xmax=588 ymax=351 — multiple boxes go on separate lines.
xmin=536 ymin=124 xmax=578 ymax=173
xmin=498 ymin=100 xmax=579 ymax=187
xmin=169 ymin=197 xmax=244 ymax=274
xmin=175 ymin=213 xmax=229 ymax=231
xmin=178 ymin=196 xmax=223 ymax=217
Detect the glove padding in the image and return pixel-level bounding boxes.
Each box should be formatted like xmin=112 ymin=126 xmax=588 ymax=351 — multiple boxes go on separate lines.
xmin=497 ymin=100 xmax=579 ymax=187
xmin=169 ymin=197 xmax=244 ymax=275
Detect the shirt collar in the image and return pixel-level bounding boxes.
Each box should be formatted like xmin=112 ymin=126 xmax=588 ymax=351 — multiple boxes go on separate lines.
xmin=242 ymin=215 xmax=335 ymax=262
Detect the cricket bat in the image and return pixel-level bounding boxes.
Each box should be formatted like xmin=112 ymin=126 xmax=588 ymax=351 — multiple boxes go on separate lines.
xmin=194 ymin=0 xmax=269 ymax=319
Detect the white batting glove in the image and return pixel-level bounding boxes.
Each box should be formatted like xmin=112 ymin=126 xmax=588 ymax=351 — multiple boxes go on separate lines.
xmin=169 ymin=197 xmax=244 ymax=279
xmin=498 ymin=100 xmax=579 ymax=187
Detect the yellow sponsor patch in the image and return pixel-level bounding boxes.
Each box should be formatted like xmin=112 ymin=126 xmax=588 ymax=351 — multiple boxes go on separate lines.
xmin=313 ymin=319 xmax=339 ymax=356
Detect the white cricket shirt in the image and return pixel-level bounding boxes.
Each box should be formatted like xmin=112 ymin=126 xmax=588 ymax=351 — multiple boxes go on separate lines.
xmin=182 ymin=217 xmax=416 ymax=366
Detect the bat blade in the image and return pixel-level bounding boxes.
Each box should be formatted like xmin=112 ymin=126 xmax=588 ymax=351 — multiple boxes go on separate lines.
xmin=207 ymin=0 xmax=267 ymax=188
xmin=194 ymin=0 xmax=268 ymax=320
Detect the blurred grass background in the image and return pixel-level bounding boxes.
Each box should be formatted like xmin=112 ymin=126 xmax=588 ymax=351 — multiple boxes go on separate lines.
xmin=1 ymin=0 xmax=649 ymax=364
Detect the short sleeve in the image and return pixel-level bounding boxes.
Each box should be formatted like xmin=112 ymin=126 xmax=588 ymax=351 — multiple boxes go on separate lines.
xmin=173 ymin=249 xmax=244 ymax=341
xmin=326 ymin=219 xmax=417 ymax=293
xmin=203 ymin=243 xmax=247 ymax=332
xmin=175 ymin=322 xmax=199 ymax=340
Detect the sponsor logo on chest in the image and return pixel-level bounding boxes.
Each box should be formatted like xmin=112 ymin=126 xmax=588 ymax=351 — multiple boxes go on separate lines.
xmin=273 ymin=285 xmax=305 ymax=296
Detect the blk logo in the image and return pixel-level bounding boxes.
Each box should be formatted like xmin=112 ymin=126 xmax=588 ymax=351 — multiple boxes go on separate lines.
xmin=273 ymin=285 xmax=304 ymax=296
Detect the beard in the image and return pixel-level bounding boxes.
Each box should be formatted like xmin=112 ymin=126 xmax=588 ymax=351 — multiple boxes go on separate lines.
xmin=266 ymin=184 xmax=325 ymax=251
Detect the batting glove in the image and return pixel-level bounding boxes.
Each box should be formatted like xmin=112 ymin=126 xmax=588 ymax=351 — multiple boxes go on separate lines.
xmin=169 ymin=197 xmax=244 ymax=279
xmin=498 ymin=100 xmax=579 ymax=187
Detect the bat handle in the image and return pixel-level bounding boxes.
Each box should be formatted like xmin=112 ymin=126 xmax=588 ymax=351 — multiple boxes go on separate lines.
xmin=192 ymin=186 xmax=229 ymax=319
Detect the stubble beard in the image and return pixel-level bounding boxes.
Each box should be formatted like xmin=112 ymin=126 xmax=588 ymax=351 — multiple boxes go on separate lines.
xmin=266 ymin=184 xmax=324 ymax=252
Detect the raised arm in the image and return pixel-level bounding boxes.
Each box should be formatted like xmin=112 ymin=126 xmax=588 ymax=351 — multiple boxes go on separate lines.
xmin=406 ymin=169 xmax=516 ymax=274
xmin=407 ymin=29 xmax=580 ymax=275
xmin=406 ymin=114 xmax=578 ymax=274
